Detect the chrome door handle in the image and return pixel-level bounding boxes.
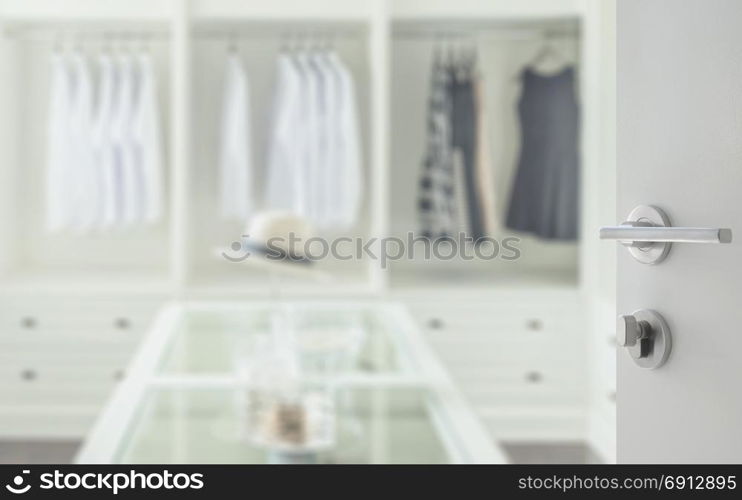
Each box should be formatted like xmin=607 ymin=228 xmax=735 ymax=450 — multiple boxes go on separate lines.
xmin=600 ymin=224 xmax=732 ymax=244
xmin=600 ymin=205 xmax=732 ymax=264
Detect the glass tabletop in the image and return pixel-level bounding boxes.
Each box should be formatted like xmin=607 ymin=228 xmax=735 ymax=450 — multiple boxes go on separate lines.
xmin=157 ymin=305 xmax=410 ymax=378
xmin=115 ymin=387 xmax=450 ymax=464
xmin=77 ymin=302 xmax=505 ymax=464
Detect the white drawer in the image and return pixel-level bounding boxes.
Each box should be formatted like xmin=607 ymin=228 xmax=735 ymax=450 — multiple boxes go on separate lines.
xmin=0 ymin=345 xmax=134 ymax=370
xmin=0 ymin=297 xmax=160 ymax=339
xmin=411 ymin=308 xmax=577 ymax=332
xmin=456 ymin=370 xmax=583 ymax=409
xmin=410 ymin=303 xmax=579 ymax=338
xmin=0 ymin=296 xmax=162 ymax=436
xmin=0 ymin=365 xmax=124 ymax=407
xmin=427 ymin=344 xmax=577 ymax=369
xmin=400 ymin=293 xmax=587 ymax=425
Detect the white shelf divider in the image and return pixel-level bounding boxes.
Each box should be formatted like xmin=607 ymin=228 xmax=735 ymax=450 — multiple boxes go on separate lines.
xmin=170 ymin=0 xmax=191 ymax=294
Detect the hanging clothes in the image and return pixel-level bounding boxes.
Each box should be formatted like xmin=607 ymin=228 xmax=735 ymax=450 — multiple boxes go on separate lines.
xmin=328 ymin=52 xmax=362 ymax=231
xmin=293 ymin=51 xmax=320 ymax=221
xmin=68 ymin=51 xmax=98 ymax=232
xmin=418 ymin=54 xmax=458 ymax=239
xmin=219 ymin=52 xmax=253 ymax=220
xmin=449 ymin=59 xmax=486 ymax=241
xmin=418 ymin=48 xmax=497 ymax=241
xmin=310 ymin=50 xmax=336 ymax=229
xmin=46 ymin=47 xmax=165 ymax=234
xmin=93 ymin=52 xmax=120 ymax=229
xmin=264 ymin=49 xmax=362 ymax=232
xmin=132 ymin=51 xmax=165 ymax=224
xmin=448 ymin=64 xmax=472 ymax=239
xmin=265 ymin=52 xmax=303 ymax=215
xmin=110 ymin=54 xmax=140 ymax=226
xmin=472 ymin=67 xmax=498 ymax=235
xmin=46 ymin=51 xmax=74 ymax=232
xmin=506 ymin=66 xmax=580 ymax=241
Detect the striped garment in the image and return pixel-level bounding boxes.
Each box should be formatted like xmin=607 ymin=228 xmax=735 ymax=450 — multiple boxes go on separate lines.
xmin=418 ymin=57 xmax=458 ymax=240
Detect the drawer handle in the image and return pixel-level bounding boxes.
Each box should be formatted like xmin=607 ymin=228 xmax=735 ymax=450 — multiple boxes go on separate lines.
xmin=427 ymin=318 xmax=445 ymax=330
xmin=114 ymin=317 xmax=131 ymax=330
xmin=20 ymin=316 xmax=37 ymax=329
xmin=525 ymin=371 xmax=543 ymax=384
xmin=20 ymin=369 xmax=37 ymax=381
xmin=526 ymin=319 xmax=543 ymax=331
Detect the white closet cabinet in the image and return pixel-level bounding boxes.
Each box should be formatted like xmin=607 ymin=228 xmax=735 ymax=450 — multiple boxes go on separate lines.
xmin=388 ymin=0 xmax=615 ymax=456
xmin=0 ymin=0 xmax=615 ymax=461
xmin=187 ymin=21 xmax=375 ymax=292
xmin=0 ymin=295 xmax=161 ymax=438
xmin=389 ymin=18 xmax=581 ymax=289
xmin=0 ymin=1 xmax=177 ymax=438
xmin=400 ymin=290 xmax=583 ymax=441
xmin=0 ymin=20 xmax=173 ymax=293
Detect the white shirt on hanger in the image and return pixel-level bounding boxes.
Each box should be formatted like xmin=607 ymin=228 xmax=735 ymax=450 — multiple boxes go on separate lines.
xmin=46 ymin=51 xmax=74 ymax=232
xmin=219 ymin=52 xmax=252 ymax=220
xmin=92 ymin=52 xmax=120 ymax=229
xmin=309 ymin=50 xmax=335 ymax=230
xmin=327 ymin=52 xmax=362 ymax=231
xmin=68 ymin=51 xmax=98 ymax=232
xmin=292 ymin=51 xmax=320 ymax=222
xmin=133 ymin=51 xmax=165 ymax=224
xmin=264 ymin=49 xmax=362 ymax=231
xmin=110 ymin=54 xmax=142 ymax=226
xmin=266 ymin=53 xmax=303 ymax=215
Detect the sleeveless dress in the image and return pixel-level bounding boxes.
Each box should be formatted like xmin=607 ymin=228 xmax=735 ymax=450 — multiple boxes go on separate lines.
xmin=506 ymin=66 xmax=580 ymax=241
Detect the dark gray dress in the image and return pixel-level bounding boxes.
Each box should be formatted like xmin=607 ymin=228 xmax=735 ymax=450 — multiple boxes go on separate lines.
xmin=450 ymin=64 xmax=486 ymax=241
xmin=506 ymin=66 xmax=580 ymax=241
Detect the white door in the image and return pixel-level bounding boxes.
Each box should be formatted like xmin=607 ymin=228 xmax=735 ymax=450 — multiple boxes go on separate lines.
xmin=614 ymin=0 xmax=742 ymax=463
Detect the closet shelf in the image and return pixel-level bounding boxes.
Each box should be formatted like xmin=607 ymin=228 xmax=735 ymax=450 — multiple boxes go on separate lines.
xmin=0 ymin=1 xmax=173 ymax=22
xmin=185 ymin=277 xmax=376 ymax=297
xmin=0 ymin=269 xmax=172 ymax=296
xmin=390 ymin=0 xmax=581 ymax=20
xmin=190 ymin=0 xmax=379 ymax=21
xmin=388 ymin=268 xmax=578 ymax=292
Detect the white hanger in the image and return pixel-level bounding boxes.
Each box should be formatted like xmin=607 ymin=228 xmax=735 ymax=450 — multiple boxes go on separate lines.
xmin=525 ymin=32 xmax=568 ymax=75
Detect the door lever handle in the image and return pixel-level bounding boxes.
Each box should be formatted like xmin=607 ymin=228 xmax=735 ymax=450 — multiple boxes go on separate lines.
xmin=600 ymin=205 xmax=732 ymax=264
xmin=600 ymin=224 xmax=732 ymax=244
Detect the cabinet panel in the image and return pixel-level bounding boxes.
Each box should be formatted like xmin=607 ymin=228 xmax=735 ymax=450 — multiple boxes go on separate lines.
xmin=402 ymin=292 xmax=585 ymax=440
xmin=0 ymin=297 xmax=160 ymax=438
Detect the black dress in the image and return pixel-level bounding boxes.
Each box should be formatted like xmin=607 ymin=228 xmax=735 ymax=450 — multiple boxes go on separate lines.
xmin=506 ymin=66 xmax=580 ymax=241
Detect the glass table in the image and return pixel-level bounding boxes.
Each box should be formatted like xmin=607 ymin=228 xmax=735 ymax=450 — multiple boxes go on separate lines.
xmin=76 ymin=302 xmax=506 ymax=464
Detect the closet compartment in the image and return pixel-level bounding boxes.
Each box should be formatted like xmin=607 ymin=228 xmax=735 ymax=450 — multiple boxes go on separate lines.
xmin=401 ymin=290 xmax=585 ymax=440
xmin=388 ymin=19 xmax=582 ymax=290
xmin=0 ymin=21 xmax=173 ymax=293
xmin=186 ymin=20 xmax=376 ymax=293
xmin=0 ymin=295 xmax=161 ymax=438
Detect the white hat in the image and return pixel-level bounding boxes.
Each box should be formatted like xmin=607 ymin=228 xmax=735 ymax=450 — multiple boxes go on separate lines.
xmin=243 ymin=211 xmax=315 ymax=263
